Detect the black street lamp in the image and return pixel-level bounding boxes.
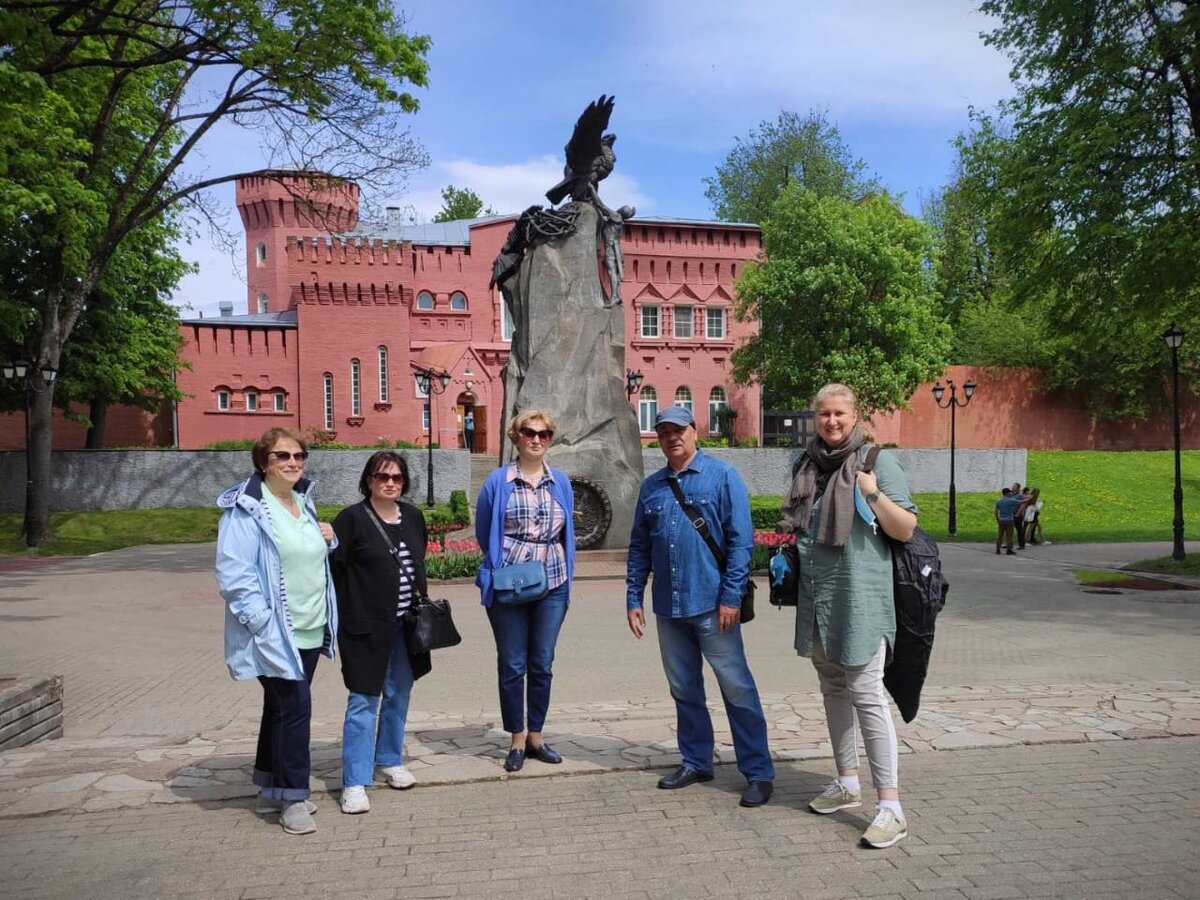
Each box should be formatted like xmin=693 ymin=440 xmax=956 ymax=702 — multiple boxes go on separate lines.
xmin=1163 ymin=324 xmax=1186 ymax=561
xmin=2 ymin=358 xmax=59 ymax=546
xmin=413 ymin=367 xmax=451 ymax=508
xmin=625 ymin=368 xmax=644 ymax=401
xmin=932 ymin=377 xmax=976 ymax=535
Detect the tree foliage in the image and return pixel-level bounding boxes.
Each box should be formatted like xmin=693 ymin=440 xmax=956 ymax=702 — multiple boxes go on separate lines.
xmin=732 ymin=187 xmax=951 ymax=415
xmin=962 ymin=0 xmax=1200 ymax=416
xmin=0 ymin=0 xmax=431 ymax=544
xmin=431 ymin=185 xmax=495 ymax=222
xmin=704 ymin=109 xmax=879 ymax=224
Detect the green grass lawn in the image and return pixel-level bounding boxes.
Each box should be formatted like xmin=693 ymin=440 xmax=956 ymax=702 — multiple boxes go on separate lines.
xmin=2 ymin=450 xmax=1197 ymax=555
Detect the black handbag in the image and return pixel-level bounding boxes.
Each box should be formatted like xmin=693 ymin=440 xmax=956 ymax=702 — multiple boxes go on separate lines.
xmin=665 ymin=478 xmax=755 ymax=623
xmin=404 ymin=595 xmax=462 ymax=653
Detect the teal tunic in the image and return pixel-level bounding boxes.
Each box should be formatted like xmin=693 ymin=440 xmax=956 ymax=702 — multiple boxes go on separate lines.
xmin=793 ymin=449 xmax=918 ymax=667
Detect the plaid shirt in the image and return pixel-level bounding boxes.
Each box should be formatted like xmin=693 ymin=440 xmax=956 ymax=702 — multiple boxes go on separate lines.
xmin=502 ymin=463 xmax=568 ymax=589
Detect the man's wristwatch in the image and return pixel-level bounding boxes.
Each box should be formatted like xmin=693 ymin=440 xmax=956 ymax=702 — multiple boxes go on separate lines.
xmin=864 ymin=489 xmax=881 ymax=504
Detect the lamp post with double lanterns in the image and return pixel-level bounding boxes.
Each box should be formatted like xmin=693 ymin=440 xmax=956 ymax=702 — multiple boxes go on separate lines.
xmin=2 ymin=359 xmax=59 ymax=546
xmin=1162 ymin=324 xmax=1186 ymax=561
xmin=413 ymin=367 xmax=451 ymax=508
xmin=625 ymin=368 xmax=644 ymax=402
xmin=932 ymin=377 xmax=976 ymax=536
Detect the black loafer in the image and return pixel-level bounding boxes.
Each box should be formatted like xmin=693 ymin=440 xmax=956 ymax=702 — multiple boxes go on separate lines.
xmin=503 ymin=748 xmax=525 ymax=772
xmin=525 ymin=741 xmax=563 ymax=764
xmin=657 ymin=765 xmax=714 ymax=790
xmin=740 ymin=780 xmax=774 ymax=808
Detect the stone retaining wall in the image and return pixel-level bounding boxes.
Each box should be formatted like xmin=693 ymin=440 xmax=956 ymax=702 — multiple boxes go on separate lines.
xmin=0 ymin=675 xmax=63 ymax=751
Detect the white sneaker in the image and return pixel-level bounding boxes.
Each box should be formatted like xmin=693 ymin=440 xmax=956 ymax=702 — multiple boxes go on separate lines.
xmin=255 ymin=796 xmax=316 ymax=816
xmin=808 ymin=780 xmax=863 ymax=814
xmin=375 ymin=764 xmax=416 ymax=790
xmin=862 ymin=808 xmax=908 ymax=848
xmin=340 ymin=785 xmax=370 ymax=815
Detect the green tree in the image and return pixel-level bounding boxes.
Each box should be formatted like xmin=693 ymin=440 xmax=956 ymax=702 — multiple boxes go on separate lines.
xmin=704 ymin=109 xmax=879 ymax=224
xmin=965 ymin=0 xmax=1200 ymax=415
xmin=431 ymin=185 xmax=495 ymax=222
xmin=0 ymin=0 xmax=430 ymax=546
xmin=732 ymin=187 xmax=951 ymax=414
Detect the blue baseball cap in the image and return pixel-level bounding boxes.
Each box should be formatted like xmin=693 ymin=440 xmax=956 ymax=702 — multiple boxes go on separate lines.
xmin=654 ymin=405 xmax=695 ymax=429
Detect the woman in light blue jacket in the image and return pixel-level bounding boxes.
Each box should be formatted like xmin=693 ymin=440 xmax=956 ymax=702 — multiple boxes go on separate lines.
xmin=216 ymin=427 xmax=337 ymax=836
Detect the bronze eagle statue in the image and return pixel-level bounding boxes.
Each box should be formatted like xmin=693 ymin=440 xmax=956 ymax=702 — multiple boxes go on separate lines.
xmin=545 ymin=95 xmax=617 ymax=207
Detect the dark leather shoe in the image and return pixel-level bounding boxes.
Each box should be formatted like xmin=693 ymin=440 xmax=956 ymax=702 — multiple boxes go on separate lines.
xmin=525 ymin=741 xmax=563 ymax=764
xmin=740 ymin=780 xmax=773 ymax=807
xmin=657 ymin=765 xmax=714 ymax=790
xmin=503 ymin=748 xmax=525 ymax=772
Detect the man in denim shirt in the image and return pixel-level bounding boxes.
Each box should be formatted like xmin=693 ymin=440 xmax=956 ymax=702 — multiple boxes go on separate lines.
xmin=626 ymin=406 xmax=775 ymax=807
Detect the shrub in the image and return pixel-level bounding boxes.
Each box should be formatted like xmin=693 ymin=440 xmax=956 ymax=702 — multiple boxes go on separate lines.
xmin=204 ymin=439 xmax=256 ymax=450
xmin=750 ymin=495 xmax=785 ymax=530
xmin=449 ymin=489 xmax=470 ymax=523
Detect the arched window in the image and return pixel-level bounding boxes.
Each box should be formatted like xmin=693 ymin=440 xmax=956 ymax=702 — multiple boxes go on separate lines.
xmin=323 ymin=373 xmax=334 ymax=429
xmin=450 ymin=291 xmax=468 ymax=310
xmin=674 ymin=386 xmax=693 ymax=412
xmin=216 ymin=389 xmax=230 ymax=411
xmin=245 ymin=389 xmax=258 ymax=412
xmin=377 ymin=346 xmax=389 ymax=402
xmin=255 ymin=242 xmax=267 ymax=265
xmin=416 ymin=291 xmax=435 ymax=310
xmin=256 ymin=291 xmax=268 ymax=313
xmin=708 ymin=386 xmax=728 ymax=435
xmin=350 ymin=358 xmax=361 ymax=416
xmin=638 ymin=386 xmax=658 ymax=433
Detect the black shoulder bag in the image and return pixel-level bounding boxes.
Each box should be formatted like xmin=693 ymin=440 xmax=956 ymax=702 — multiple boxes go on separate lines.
xmin=665 ymin=478 xmax=755 ymax=624
xmin=363 ymin=504 xmax=462 ymax=652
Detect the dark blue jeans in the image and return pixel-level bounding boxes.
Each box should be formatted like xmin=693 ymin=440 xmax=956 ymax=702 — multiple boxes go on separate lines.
xmin=486 ymin=582 xmax=569 ymax=734
xmin=253 ymin=647 xmax=320 ymax=801
xmin=657 ymin=610 xmax=774 ymax=783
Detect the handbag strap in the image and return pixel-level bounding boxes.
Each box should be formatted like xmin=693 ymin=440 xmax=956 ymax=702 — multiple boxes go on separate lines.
xmin=666 ymin=476 xmax=727 ymax=571
xmin=362 ymin=502 xmax=418 ymax=593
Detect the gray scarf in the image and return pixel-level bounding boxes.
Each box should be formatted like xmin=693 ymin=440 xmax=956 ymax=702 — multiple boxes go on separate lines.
xmin=780 ymin=424 xmax=867 ymax=546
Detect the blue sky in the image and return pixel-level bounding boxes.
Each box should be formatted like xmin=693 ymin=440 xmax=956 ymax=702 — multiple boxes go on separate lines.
xmin=173 ymin=0 xmax=1013 ymax=317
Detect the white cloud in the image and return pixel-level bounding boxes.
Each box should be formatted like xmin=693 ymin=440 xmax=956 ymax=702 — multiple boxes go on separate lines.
xmin=404 ymin=156 xmax=654 ymax=221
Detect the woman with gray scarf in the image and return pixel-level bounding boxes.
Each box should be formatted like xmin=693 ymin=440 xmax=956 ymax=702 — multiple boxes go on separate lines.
xmin=781 ymin=383 xmax=917 ymax=849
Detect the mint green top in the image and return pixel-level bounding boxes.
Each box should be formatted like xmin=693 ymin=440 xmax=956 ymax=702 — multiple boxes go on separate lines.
xmin=264 ymin=488 xmax=328 ymax=650
xmin=793 ymin=449 xmax=918 ymax=667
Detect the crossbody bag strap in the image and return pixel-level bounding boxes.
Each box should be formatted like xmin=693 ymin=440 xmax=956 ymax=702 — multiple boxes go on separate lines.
xmin=666 ymin=476 xmax=727 ymax=571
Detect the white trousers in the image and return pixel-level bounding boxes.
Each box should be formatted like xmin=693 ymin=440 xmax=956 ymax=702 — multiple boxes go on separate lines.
xmin=811 ymin=631 xmax=899 ymax=790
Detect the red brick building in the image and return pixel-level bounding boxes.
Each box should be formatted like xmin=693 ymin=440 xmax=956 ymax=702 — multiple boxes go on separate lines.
xmin=172 ymin=172 xmax=763 ymax=454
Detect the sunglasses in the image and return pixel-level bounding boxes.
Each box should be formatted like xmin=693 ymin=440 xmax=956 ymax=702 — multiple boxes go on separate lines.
xmin=269 ymin=450 xmax=309 ymax=462
xmin=372 ymin=473 xmax=405 ymax=484
xmin=519 ymin=427 xmax=554 ymax=442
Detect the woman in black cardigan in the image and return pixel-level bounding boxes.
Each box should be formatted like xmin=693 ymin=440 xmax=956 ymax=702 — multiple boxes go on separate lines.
xmin=331 ymin=451 xmax=431 ymax=815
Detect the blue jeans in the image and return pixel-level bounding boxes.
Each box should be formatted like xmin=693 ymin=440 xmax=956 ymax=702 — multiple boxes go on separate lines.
xmin=254 ymin=646 xmax=320 ymax=801
xmin=486 ymin=582 xmax=569 ymax=734
xmin=656 ymin=611 xmax=774 ymax=783
xmin=342 ymin=631 xmax=414 ymax=787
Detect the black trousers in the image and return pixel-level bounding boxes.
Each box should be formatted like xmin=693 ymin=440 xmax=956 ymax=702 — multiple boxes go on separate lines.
xmin=253 ymin=647 xmax=320 ymax=801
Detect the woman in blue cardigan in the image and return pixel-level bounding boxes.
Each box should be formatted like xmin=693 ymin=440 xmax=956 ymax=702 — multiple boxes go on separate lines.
xmin=475 ymin=409 xmax=576 ymax=772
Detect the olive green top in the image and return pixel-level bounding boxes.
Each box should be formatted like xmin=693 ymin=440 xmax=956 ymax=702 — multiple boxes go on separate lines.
xmin=793 ymin=448 xmax=918 ymax=667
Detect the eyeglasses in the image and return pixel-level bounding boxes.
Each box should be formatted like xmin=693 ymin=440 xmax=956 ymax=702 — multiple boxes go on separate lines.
xmin=269 ymin=450 xmax=309 ymax=463
xmin=372 ymin=473 xmax=405 ymax=484
xmin=519 ymin=427 xmax=553 ymax=442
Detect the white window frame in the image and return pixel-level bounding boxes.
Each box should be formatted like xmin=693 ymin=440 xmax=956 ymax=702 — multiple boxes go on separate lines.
xmin=350 ymin=358 xmax=361 ymax=416
xmin=674 ymin=386 xmax=693 ymax=412
xmin=708 ymin=387 xmax=728 ymax=435
xmin=706 ymin=306 xmax=727 ymax=339
xmin=674 ymin=305 xmax=694 ymax=339
xmin=256 ymin=291 xmax=268 ymax=313
xmin=274 ymin=391 xmax=286 ymax=412
xmin=217 ymin=389 xmax=230 ymax=411
xmin=640 ymin=304 xmax=660 ymax=338
xmin=638 ymin=386 xmax=658 ymax=433
xmin=377 ymin=346 xmax=389 ymax=402
xmin=450 ymin=291 xmax=468 ymax=310
xmin=255 ymin=242 xmax=267 ymax=265
xmin=245 ymin=390 xmax=258 ymax=412
xmin=323 ymin=374 xmax=334 ymax=429
xmin=500 ymin=294 xmax=515 ymax=341
xmin=422 ymin=401 xmax=430 ymax=431
xmin=416 ymin=290 xmax=435 ymax=310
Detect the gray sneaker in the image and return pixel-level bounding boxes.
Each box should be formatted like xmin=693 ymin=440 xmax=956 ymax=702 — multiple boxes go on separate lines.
xmin=861 ymin=808 xmax=907 ymax=848
xmin=280 ymin=800 xmax=317 ymax=835
xmin=808 ymin=781 xmax=862 ymax=814
xmin=255 ymin=796 xmax=317 ymax=816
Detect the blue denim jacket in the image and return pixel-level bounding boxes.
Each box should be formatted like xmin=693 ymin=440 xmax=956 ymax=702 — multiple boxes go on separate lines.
xmin=626 ymin=451 xmax=754 ymax=619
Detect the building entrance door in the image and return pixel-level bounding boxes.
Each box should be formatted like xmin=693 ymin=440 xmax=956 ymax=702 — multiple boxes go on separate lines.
xmin=457 ymin=392 xmax=480 ymax=452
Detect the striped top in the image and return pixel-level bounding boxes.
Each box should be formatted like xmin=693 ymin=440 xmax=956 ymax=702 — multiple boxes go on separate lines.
xmin=374 ymin=513 xmax=417 ymax=616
